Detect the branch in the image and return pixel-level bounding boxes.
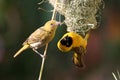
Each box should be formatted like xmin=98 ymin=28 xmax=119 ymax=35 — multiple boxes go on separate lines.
xmin=38 ymin=44 xmax=48 ymax=80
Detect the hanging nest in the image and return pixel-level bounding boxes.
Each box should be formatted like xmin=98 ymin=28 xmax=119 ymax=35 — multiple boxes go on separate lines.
xmin=49 ymin=0 xmax=104 ymax=36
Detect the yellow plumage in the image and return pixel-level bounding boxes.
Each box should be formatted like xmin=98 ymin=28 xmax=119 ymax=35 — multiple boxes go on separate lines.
xmin=57 ymin=32 xmax=90 ymax=68
xmin=14 ymin=20 xmax=60 ymax=58
xmin=14 ymin=45 xmax=29 ymax=58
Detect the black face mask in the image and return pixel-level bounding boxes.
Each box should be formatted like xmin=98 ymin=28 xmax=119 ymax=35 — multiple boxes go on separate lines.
xmin=60 ymin=35 xmax=73 ymax=47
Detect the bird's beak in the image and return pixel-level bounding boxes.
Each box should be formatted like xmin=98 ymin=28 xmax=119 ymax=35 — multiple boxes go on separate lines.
xmin=56 ymin=20 xmax=65 ymax=26
xmin=55 ymin=21 xmax=61 ymax=26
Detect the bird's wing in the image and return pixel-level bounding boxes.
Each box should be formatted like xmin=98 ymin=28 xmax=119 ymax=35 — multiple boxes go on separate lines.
xmin=72 ymin=47 xmax=86 ymax=68
xmin=23 ymin=27 xmax=49 ymax=45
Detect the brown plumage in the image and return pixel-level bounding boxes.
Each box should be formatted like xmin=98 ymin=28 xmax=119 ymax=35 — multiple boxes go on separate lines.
xmin=14 ymin=20 xmax=60 ymax=58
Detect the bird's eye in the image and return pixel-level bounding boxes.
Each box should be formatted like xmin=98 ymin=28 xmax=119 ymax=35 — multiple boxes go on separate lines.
xmin=51 ymin=23 xmax=53 ymax=25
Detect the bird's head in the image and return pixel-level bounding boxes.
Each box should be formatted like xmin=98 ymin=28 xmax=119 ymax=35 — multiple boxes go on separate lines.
xmin=57 ymin=33 xmax=73 ymax=52
xmin=57 ymin=32 xmax=84 ymax=52
xmin=44 ymin=20 xmax=61 ymax=31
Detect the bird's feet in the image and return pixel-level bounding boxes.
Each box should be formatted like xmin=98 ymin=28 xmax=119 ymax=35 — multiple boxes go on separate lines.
xmin=32 ymin=48 xmax=46 ymax=59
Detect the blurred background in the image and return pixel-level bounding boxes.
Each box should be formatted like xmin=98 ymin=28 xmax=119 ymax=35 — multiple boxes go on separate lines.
xmin=0 ymin=0 xmax=120 ymax=80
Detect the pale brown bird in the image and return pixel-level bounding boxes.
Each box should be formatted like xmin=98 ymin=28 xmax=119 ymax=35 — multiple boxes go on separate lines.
xmin=14 ymin=20 xmax=60 ymax=58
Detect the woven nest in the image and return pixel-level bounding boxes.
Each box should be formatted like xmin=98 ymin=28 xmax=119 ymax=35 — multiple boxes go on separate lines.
xmin=49 ymin=0 xmax=104 ymax=36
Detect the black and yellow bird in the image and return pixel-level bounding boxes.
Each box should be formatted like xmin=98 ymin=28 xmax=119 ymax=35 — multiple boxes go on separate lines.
xmin=14 ymin=20 xmax=61 ymax=58
xmin=57 ymin=32 xmax=89 ymax=68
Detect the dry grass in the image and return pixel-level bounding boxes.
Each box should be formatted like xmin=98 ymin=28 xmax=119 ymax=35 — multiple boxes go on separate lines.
xmin=112 ymin=70 xmax=120 ymax=80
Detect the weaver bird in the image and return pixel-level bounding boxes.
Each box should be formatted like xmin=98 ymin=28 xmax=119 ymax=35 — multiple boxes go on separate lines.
xmin=14 ymin=20 xmax=61 ymax=58
xmin=57 ymin=32 xmax=89 ymax=68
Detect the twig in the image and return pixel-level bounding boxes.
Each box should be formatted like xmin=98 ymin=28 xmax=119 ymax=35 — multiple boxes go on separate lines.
xmin=38 ymin=0 xmax=58 ymax=80
xmin=38 ymin=43 xmax=48 ymax=80
xmin=117 ymin=70 xmax=120 ymax=79
xmin=112 ymin=70 xmax=120 ymax=80
xmin=38 ymin=0 xmax=48 ymax=5
xmin=112 ymin=72 xmax=118 ymax=80
xmin=38 ymin=7 xmax=53 ymax=12
xmin=51 ymin=0 xmax=58 ymax=20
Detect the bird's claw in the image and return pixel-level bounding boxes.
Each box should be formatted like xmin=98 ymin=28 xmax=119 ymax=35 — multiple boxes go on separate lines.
xmin=32 ymin=48 xmax=46 ymax=59
xmin=40 ymin=54 xmax=46 ymax=59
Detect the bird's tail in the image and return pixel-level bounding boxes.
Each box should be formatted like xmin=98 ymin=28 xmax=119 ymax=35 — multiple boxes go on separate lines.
xmin=84 ymin=32 xmax=90 ymax=40
xmin=14 ymin=44 xmax=29 ymax=58
xmin=72 ymin=51 xmax=86 ymax=69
